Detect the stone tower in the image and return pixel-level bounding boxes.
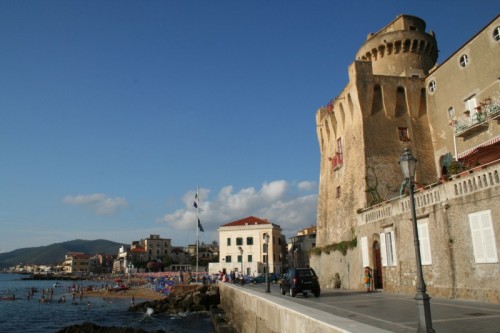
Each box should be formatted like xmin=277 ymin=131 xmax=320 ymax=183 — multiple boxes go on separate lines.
xmin=315 ymin=15 xmax=438 ymax=246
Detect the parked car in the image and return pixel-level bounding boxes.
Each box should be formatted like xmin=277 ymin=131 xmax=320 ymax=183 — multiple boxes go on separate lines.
xmin=250 ymin=273 xmax=280 ymax=284
xmin=280 ymin=268 xmax=320 ymax=297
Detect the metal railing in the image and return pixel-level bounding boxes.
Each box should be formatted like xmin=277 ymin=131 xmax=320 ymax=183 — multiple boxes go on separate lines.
xmin=454 ymin=98 xmax=500 ymax=136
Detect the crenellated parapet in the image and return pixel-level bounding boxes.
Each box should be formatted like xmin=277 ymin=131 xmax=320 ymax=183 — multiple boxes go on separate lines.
xmin=355 ymin=15 xmax=438 ymax=77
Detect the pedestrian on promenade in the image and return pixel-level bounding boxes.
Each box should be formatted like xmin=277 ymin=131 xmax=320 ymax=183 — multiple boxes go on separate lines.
xmin=364 ymin=267 xmax=372 ymax=292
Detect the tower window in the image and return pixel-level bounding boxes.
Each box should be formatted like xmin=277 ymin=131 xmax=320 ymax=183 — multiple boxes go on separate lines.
xmin=398 ymin=127 xmax=410 ymax=142
xmin=336 ymin=186 xmax=341 ymax=198
xmin=493 ymin=26 xmax=500 ymax=41
xmin=447 ymin=107 xmax=455 ymax=119
xmin=428 ymin=80 xmax=436 ymax=93
xmin=459 ymin=54 xmax=469 ymax=67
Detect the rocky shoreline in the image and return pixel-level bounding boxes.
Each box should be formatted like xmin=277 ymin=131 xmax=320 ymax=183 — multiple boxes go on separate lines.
xmin=56 ymin=283 xmax=237 ymax=333
xmin=21 ymin=273 xmax=87 ymax=281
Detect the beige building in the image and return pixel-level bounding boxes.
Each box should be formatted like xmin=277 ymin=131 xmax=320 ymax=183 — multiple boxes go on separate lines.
xmin=288 ymin=226 xmax=316 ymax=269
xmin=113 ymin=234 xmax=173 ymax=273
xmin=313 ymin=14 xmax=499 ymax=302
xmin=141 ymin=234 xmax=172 ymax=261
xmin=209 ymin=216 xmax=283 ymax=276
xmin=62 ymin=252 xmax=90 ymax=274
xmin=425 ymin=19 xmax=500 ymax=171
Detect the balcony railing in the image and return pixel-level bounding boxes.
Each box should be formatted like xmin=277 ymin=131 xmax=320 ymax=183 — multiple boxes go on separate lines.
xmin=357 ymin=161 xmax=500 ymax=225
xmin=330 ymin=152 xmax=343 ymax=170
xmin=453 ymin=98 xmax=500 ymax=137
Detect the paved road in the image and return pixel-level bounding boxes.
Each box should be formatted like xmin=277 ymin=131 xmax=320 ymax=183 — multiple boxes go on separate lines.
xmin=243 ymin=283 xmax=500 ymax=333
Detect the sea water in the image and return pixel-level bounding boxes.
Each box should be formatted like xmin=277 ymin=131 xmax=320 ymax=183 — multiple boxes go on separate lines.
xmin=0 ymin=274 xmax=214 ymax=333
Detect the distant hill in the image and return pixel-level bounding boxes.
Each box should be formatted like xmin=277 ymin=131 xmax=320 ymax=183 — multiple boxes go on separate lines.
xmin=0 ymin=239 xmax=125 ymax=269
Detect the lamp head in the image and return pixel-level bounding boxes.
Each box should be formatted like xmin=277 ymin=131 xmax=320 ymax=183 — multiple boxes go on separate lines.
xmin=400 ymin=148 xmax=417 ymax=179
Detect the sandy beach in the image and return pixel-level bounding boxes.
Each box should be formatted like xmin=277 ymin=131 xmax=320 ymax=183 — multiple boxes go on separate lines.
xmin=84 ymin=276 xmax=169 ymax=301
xmin=85 ymin=285 xmax=166 ymax=300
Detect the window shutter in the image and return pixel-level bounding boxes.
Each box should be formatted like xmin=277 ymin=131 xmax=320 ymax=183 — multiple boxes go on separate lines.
xmin=380 ymin=233 xmax=387 ymax=266
xmin=470 ymin=213 xmax=487 ymax=263
xmin=390 ymin=231 xmax=398 ymax=265
xmin=361 ymin=236 xmax=369 ymax=268
xmin=479 ymin=211 xmax=498 ymax=263
xmin=418 ymin=223 xmax=432 ymax=265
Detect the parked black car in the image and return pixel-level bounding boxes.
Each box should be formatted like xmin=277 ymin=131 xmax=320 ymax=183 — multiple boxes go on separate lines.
xmin=280 ymin=268 xmax=320 ymax=297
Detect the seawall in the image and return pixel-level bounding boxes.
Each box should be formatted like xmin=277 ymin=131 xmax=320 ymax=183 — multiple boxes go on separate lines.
xmin=218 ymin=283 xmax=390 ymax=333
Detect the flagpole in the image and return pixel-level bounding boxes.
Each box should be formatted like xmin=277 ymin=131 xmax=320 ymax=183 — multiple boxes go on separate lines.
xmin=196 ymin=186 xmax=199 ymax=282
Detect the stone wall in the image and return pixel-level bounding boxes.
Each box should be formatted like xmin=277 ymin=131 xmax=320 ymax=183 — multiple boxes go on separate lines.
xmin=218 ymin=282 xmax=388 ymax=333
xmin=312 ymin=165 xmax=500 ymax=303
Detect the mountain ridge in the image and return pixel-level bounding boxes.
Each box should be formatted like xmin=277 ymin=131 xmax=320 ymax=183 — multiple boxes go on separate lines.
xmin=0 ymin=239 xmax=125 ymax=269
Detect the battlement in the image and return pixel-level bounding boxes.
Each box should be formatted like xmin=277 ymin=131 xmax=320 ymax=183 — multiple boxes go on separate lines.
xmin=356 ymin=15 xmax=437 ymax=77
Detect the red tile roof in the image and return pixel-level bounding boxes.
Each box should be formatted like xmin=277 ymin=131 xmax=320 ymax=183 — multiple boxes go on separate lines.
xmin=221 ymin=216 xmax=271 ymax=227
xmin=130 ymin=247 xmax=146 ymax=253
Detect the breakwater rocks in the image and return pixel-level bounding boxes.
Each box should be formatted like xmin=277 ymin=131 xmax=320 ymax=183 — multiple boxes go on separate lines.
xmin=56 ymin=322 xmax=165 ymax=333
xmin=130 ymin=284 xmax=220 ymax=314
xmin=130 ymin=284 xmax=237 ymax=333
xmin=210 ymin=306 xmax=238 ymax=333
xmin=56 ymin=284 xmax=237 ymax=333
xmin=21 ymin=274 xmax=86 ymax=281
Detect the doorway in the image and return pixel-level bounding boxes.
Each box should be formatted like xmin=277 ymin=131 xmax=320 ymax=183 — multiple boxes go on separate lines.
xmin=373 ymin=240 xmax=383 ymax=289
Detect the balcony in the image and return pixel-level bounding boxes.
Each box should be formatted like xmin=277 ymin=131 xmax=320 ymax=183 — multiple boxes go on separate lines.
xmin=357 ymin=160 xmax=500 ymax=225
xmin=329 ymin=152 xmax=343 ymax=170
xmin=453 ymin=98 xmax=500 ymax=137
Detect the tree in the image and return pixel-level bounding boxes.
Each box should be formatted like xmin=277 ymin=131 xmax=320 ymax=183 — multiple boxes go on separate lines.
xmin=146 ymin=261 xmax=162 ymax=272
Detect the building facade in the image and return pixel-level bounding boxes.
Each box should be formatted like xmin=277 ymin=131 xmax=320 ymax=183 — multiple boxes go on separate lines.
xmin=62 ymin=252 xmax=90 ymax=274
xmin=313 ymin=14 xmax=500 ymax=302
xmin=209 ymin=216 xmax=284 ymax=276
xmin=287 ymin=226 xmax=316 ymax=269
xmin=141 ymin=234 xmax=172 ymax=261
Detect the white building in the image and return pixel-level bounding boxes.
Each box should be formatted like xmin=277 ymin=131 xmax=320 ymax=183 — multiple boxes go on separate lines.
xmin=209 ymin=216 xmax=283 ymax=276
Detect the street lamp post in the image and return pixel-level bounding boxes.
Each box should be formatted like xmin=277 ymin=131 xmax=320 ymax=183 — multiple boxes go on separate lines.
xmin=279 ymin=252 xmax=282 ymax=275
xmin=127 ymin=259 xmax=131 ymax=285
xmin=238 ymin=246 xmax=243 ymax=274
xmin=400 ymin=148 xmax=435 ymax=333
xmin=263 ymin=233 xmax=271 ymax=293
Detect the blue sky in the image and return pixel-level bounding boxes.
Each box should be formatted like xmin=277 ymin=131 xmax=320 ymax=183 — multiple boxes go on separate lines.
xmin=1 ymin=1 xmax=498 ymax=253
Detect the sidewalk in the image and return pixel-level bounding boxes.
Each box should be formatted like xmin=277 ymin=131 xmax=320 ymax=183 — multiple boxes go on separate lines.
xmin=290 ymin=288 xmax=500 ymax=333
xmin=247 ymin=284 xmax=500 ymax=333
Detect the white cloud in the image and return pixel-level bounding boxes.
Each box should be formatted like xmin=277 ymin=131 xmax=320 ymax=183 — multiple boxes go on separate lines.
xmin=158 ymin=180 xmax=318 ymax=239
xmin=297 ymin=180 xmax=317 ymax=192
xmin=63 ymin=193 xmax=128 ymax=215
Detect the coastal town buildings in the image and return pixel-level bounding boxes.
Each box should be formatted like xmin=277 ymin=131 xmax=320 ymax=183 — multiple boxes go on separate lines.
xmin=287 ymin=226 xmax=316 ymax=269
xmin=312 ymin=14 xmax=499 ymax=302
xmin=209 ymin=216 xmax=284 ymax=276
xmin=140 ymin=234 xmax=172 ymax=262
xmin=170 ymin=246 xmax=191 ymax=269
xmin=113 ymin=234 xmax=172 ymax=273
xmin=62 ymin=252 xmax=115 ymax=274
xmin=62 ymin=252 xmax=91 ymax=274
